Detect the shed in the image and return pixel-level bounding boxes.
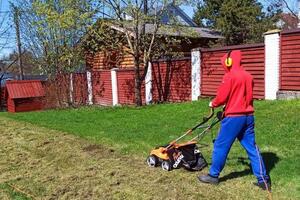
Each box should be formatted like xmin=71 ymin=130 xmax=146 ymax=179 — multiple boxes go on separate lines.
xmin=6 ymin=80 xmax=45 ymax=113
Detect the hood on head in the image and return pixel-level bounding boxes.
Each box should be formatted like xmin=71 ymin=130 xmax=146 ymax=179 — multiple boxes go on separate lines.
xmin=220 ymin=50 xmax=242 ymax=72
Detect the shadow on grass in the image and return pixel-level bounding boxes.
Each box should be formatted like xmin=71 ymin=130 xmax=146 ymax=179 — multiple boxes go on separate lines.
xmin=219 ymin=152 xmax=279 ymax=182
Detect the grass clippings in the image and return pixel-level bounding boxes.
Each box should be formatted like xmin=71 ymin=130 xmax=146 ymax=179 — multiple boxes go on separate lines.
xmin=0 ymin=111 xmax=296 ymax=199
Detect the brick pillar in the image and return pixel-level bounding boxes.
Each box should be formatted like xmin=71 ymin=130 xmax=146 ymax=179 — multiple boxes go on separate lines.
xmin=264 ymin=30 xmax=280 ymax=100
xmin=145 ymin=62 xmax=152 ymax=104
xmin=111 ymin=68 xmax=119 ymax=106
xmin=69 ymin=73 xmax=74 ymax=103
xmin=86 ymin=71 xmax=93 ymax=105
xmin=191 ymin=48 xmax=201 ymax=101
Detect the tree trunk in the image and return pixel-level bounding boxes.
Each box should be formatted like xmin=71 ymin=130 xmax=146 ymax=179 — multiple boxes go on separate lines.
xmin=134 ymin=57 xmax=142 ymax=106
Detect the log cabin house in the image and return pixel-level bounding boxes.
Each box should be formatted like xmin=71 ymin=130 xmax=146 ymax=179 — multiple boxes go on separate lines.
xmin=85 ymin=4 xmax=222 ymax=71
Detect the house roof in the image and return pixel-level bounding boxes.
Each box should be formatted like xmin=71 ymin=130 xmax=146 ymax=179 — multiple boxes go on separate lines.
xmin=110 ymin=23 xmax=222 ymax=39
xmin=6 ymin=80 xmax=45 ymax=99
xmin=23 ymin=75 xmax=48 ymax=81
xmin=156 ymin=25 xmax=222 ymax=39
xmin=101 ymin=3 xmax=222 ymax=40
xmin=159 ymin=4 xmax=197 ymax=27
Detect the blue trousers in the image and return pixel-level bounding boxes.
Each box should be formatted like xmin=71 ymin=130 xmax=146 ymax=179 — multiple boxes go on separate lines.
xmin=209 ymin=115 xmax=269 ymax=183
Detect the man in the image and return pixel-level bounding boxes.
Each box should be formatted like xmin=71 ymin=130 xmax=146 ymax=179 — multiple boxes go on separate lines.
xmin=198 ymin=50 xmax=271 ymax=190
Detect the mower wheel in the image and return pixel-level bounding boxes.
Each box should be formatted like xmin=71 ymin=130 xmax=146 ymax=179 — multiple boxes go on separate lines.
xmin=161 ymin=160 xmax=172 ymax=171
xmin=146 ymin=155 xmax=158 ymax=167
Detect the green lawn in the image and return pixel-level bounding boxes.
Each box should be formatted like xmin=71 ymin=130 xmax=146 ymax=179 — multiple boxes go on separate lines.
xmin=1 ymin=99 xmax=300 ymax=199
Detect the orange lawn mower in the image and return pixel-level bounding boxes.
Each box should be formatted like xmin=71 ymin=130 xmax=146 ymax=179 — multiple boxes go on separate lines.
xmin=146 ymin=108 xmax=223 ymax=171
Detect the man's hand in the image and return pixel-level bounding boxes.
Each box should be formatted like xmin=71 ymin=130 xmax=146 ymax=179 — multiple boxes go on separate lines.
xmin=222 ymin=104 xmax=226 ymax=110
xmin=209 ymin=101 xmax=213 ymax=108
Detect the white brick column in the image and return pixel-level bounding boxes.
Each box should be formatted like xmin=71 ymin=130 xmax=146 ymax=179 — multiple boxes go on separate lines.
xmin=264 ymin=30 xmax=280 ymax=100
xmin=111 ymin=68 xmax=119 ymax=106
xmin=69 ymin=73 xmax=74 ymax=103
xmin=86 ymin=71 xmax=93 ymax=105
xmin=191 ymin=49 xmax=201 ymax=101
xmin=145 ymin=62 xmax=152 ymax=104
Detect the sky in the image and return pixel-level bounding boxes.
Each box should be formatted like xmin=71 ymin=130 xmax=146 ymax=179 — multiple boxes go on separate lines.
xmin=181 ymin=5 xmax=194 ymax=18
xmin=0 ymin=1 xmax=196 ymax=58
xmin=0 ymin=0 xmax=299 ymax=58
xmin=0 ymin=0 xmax=14 ymax=58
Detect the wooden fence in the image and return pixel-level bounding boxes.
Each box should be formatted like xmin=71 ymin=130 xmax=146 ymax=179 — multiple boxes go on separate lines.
xmin=280 ymin=29 xmax=300 ymax=91
xmin=2 ymin=29 xmax=299 ymax=111
xmin=200 ymin=43 xmax=265 ymax=99
xmin=152 ymin=58 xmax=191 ymax=102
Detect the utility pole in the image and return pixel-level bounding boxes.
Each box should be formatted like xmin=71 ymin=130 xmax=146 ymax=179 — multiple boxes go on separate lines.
xmin=13 ymin=6 xmax=24 ymax=80
xmin=142 ymin=0 xmax=148 ymax=34
xmin=144 ymin=0 xmax=148 ymax=15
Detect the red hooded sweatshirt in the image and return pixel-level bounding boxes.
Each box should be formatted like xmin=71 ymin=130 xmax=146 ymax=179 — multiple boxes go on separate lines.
xmin=211 ymin=50 xmax=254 ymax=116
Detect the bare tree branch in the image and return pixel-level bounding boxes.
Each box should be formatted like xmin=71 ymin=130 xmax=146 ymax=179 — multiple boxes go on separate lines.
xmin=282 ymin=0 xmax=298 ymax=19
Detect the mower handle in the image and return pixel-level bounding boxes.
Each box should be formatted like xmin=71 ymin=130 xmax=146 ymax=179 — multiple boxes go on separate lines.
xmin=203 ymin=108 xmax=214 ymax=122
xmin=191 ymin=108 xmax=214 ymax=131
xmin=164 ymin=108 xmax=215 ymax=150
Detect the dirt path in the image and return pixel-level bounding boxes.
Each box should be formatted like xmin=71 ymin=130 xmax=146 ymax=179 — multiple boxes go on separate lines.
xmin=0 ymin=117 xmax=284 ymax=200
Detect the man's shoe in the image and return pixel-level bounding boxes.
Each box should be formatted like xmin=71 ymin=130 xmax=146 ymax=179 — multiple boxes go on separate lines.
xmin=253 ymin=181 xmax=271 ymax=191
xmin=198 ymin=174 xmax=219 ymax=185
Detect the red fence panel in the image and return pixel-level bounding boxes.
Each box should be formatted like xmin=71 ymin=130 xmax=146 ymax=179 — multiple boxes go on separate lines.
xmin=152 ymin=58 xmax=191 ymax=102
xmin=117 ymin=69 xmax=135 ymax=105
xmin=280 ymin=29 xmax=300 ymax=91
xmin=0 ymin=87 xmax=7 ymax=109
xmin=92 ymin=70 xmax=112 ymax=106
xmin=201 ymin=44 xmax=265 ymax=99
xmin=73 ymin=73 xmax=88 ymax=105
xmin=42 ymin=81 xmax=58 ymax=109
xmin=42 ymin=74 xmax=70 ymax=109
xmin=116 ymin=68 xmax=145 ymax=105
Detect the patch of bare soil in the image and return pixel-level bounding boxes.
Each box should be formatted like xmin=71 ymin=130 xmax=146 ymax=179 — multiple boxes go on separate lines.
xmin=0 ymin=117 xmax=284 ymax=200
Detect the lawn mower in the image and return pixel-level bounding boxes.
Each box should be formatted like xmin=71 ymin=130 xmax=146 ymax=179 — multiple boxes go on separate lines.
xmin=146 ymin=108 xmax=222 ymax=171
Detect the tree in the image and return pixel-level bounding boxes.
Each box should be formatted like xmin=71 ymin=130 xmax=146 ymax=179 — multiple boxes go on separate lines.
xmin=193 ymin=0 xmax=282 ymax=45
xmin=14 ymin=0 xmax=195 ymax=106
xmin=276 ymin=0 xmax=298 ymax=18
xmin=12 ymin=0 xmax=97 ymax=107
xmin=0 ymin=8 xmax=11 ymax=55
xmin=83 ymin=0 xmax=193 ymax=106
xmin=2 ymin=50 xmax=39 ymax=75
xmin=262 ymin=0 xmax=299 ymax=28
xmin=14 ymin=0 xmax=96 ymax=75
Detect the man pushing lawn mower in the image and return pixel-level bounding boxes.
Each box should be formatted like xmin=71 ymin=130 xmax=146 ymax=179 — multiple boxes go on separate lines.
xmin=198 ymin=50 xmax=271 ymax=191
